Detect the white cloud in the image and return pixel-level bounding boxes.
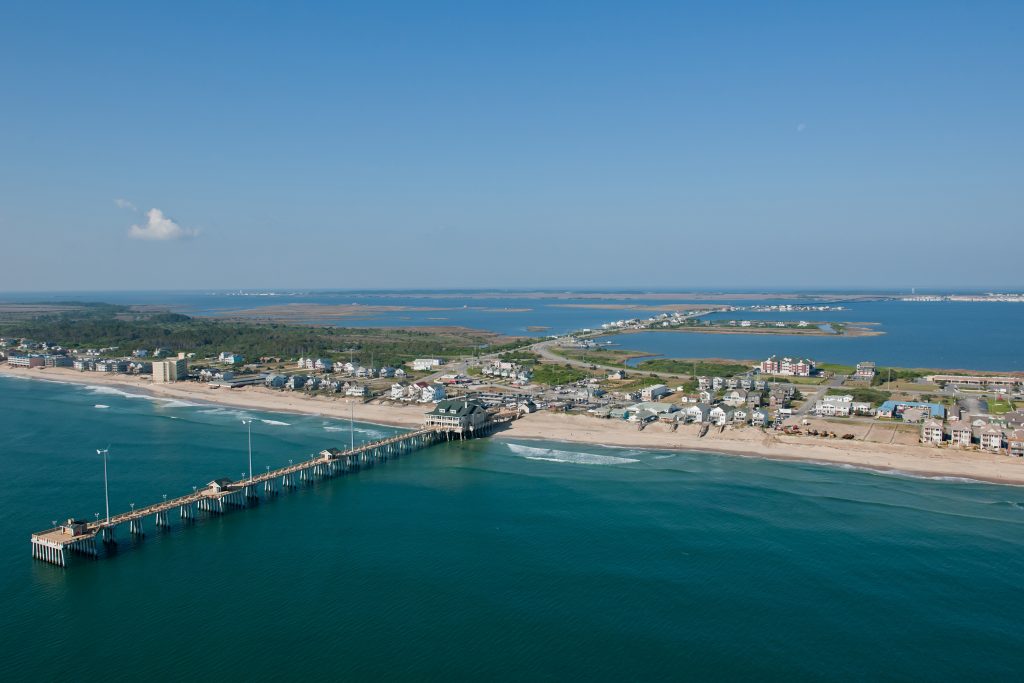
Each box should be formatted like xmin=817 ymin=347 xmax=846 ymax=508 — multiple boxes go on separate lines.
xmin=114 ymin=198 xmax=137 ymax=210
xmin=128 ymin=208 xmax=198 ymax=240
xmin=796 ymin=122 xmax=807 ymax=133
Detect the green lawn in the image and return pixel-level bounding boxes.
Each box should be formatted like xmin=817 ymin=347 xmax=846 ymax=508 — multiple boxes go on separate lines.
xmin=989 ymin=399 xmax=1015 ymax=415
xmin=828 ymin=387 xmax=891 ymax=404
xmin=531 ymin=363 xmax=591 ymax=386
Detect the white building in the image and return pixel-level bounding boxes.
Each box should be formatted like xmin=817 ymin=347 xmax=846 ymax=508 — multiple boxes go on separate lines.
xmin=411 ymin=358 xmax=443 ymax=371
xmin=153 ymin=356 xmax=188 ymax=383
xmin=641 ymin=384 xmax=670 ymax=401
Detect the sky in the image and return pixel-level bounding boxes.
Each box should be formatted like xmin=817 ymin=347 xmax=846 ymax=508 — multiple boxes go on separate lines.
xmin=0 ymin=1 xmax=1021 ymax=292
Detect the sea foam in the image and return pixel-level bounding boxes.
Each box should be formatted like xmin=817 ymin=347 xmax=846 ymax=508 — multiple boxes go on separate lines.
xmin=506 ymin=442 xmax=640 ymax=466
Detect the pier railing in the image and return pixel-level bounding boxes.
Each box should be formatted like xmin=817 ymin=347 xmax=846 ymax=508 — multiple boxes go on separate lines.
xmin=31 ymin=427 xmax=447 ymax=567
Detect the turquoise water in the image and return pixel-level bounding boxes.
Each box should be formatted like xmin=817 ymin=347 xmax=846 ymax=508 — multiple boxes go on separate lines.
xmin=3 ymin=375 xmax=1024 ymax=680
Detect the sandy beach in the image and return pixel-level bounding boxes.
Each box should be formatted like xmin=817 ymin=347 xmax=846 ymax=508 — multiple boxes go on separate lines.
xmin=4 ymin=364 xmax=1024 ymax=485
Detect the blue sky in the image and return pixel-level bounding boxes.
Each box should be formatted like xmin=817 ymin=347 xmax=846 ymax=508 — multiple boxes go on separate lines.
xmin=1 ymin=1 xmax=1021 ymax=292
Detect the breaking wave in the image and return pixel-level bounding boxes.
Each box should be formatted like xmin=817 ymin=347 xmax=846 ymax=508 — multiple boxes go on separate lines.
xmin=261 ymin=419 xmax=291 ymax=426
xmin=94 ymin=404 xmax=110 ymax=409
xmin=83 ymin=385 xmax=197 ymax=408
xmin=506 ymin=442 xmax=640 ymax=466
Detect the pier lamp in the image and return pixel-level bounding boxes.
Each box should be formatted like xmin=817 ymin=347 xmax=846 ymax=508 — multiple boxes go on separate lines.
xmin=241 ymin=419 xmax=254 ymax=481
xmin=163 ymin=494 xmax=167 ymax=502
xmin=130 ymin=503 xmax=135 ymax=512
xmin=94 ymin=513 xmax=99 ymax=521
xmin=193 ymin=486 xmax=197 ymax=493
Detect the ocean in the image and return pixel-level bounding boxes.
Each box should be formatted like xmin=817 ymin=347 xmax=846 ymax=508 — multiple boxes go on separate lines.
xmin=3 ymin=375 xmax=1024 ymax=680
xmin=3 ymin=289 xmax=1023 ymax=370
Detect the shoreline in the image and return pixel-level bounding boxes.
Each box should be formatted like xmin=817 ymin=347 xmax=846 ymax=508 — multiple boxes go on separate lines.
xmin=5 ymin=364 xmax=1024 ymax=486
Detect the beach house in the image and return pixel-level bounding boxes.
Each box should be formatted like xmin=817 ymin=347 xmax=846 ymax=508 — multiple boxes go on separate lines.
xmin=949 ymin=423 xmax=973 ymax=447
xmin=979 ymin=425 xmax=1004 ymax=453
xmin=920 ymin=419 xmax=944 ymax=444
xmin=640 ymin=384 xmax=670 ymax=401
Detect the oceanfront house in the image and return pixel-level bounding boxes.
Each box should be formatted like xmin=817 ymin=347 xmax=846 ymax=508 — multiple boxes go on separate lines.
xmin=641 ymin=384 xmax=670 ymax=401
xmin=411 ymin=358 xmax=443 ymax=371
xmin=265 ymin=373 xmax=287 ymax=389
xmin=414 ymin=381 xmax=446 ymax=403
xmin=286 ymin=374 xmax=307 ymax=390
xmin=950 ymin=424 xmax=973 ymax=447
xmin=920 ymin=419 xmax=944 ymax=444
xmin=424 ymin=399 xmax=491 ymax=434
xmin=751 ymin=408 xmax=770 ymax=427
xmin=686 ymin=404 xmax=712 ymax=423
xmin=345 ymin=384 xmax=367 ymax=397
xmin=7 ymin=354 xmax=46 ymax=368
xmin=760 ymin=356 xmax=815 ymax=377
xmin=723 ymin=389 xmax=748 ymax=407
xmin=98 ymin=359 xmax=129 ymax=373
xmin=625 ymin=402 xmax=678 ymax=422
xmin=851 ymin=401 xmax=872 ymax=415
xmin=304 ymin=377 xmax=322 ymax=391
xmin=815 ymin=395 xmax=853 ymax=417
xmin=855 ymin=361 xmax=877 ymax=382
xmin=1008 ymin=430 xmax=1024 ymax=457
xmin=979 ymin=426 xmax=1004 ymax=453
xmin=875 ymin=401 xmax=946 ymax=421
xmin=709 ymin=406 xmax=736 ymax=426
xmin=390 ymin=382 xmax=409 ymax=400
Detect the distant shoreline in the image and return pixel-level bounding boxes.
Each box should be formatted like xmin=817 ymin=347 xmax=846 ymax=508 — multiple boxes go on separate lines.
xmin=5 ymin=364 xmax=1024 ymax=487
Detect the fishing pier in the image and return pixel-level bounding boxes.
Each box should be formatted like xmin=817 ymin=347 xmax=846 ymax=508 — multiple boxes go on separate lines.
xmin=31 ymin=427 xmax=445 ymax=567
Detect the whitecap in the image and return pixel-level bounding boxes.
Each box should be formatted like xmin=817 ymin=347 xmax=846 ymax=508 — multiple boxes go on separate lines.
xmin=506 ymin=442 xmax=639 ymax=466
xmin=261 ymin=419 xmax=291 ymax=426
xmin=83 ymin=385 xmax=196 ymax=408
xmin=94 ymin=404 xmax=110 ymax=409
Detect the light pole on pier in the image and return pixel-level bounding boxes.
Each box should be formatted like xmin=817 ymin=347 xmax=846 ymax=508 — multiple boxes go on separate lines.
xmin=350 ymin=404 xmax=355 ymax=451
xmin=97 ymin=447 xmax=110 ymax=524
xmin=241 ymin=419 xmax=253 ymax=481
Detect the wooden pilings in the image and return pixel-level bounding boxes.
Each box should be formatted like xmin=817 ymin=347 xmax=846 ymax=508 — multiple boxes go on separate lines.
xmin=32 ymin=428 xmax=449 ymax=568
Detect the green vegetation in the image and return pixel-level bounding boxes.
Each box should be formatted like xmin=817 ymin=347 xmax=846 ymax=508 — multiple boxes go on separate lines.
xmin=633 ymin=359 xmax=752 ymax=377
xmin=817 ymin=363 xmax=856 ymax=375
xmin=989 ymin=399 xmax=1016 ymax=415
xmin=0 ymin=303 xmax=529 ymax=368
xmin=497 ymin=350 xmax=541 ymax=364
xmin=828 ymin=387 xmax=891 ymax=404
xmin=530 ymin=363 xmax=589 ymax=386
xmin=549 ymin=347 xmax=654 ymax=368
xmin=871 ymin=368 xmax=926 ymax=385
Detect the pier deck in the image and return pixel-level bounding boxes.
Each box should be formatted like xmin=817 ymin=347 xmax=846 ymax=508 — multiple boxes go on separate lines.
xmin=30 ymin=427 xmax=450 ymax=567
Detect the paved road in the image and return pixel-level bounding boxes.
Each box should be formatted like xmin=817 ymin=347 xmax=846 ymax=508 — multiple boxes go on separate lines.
xmin=795 ymin=373 xmax=849 ymax=416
